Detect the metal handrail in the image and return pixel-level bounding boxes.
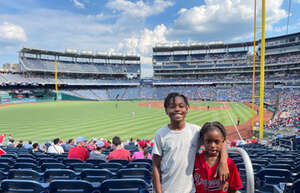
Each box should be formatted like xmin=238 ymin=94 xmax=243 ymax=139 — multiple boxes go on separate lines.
xmin=228 ymin=147 xmax=255 ymax=193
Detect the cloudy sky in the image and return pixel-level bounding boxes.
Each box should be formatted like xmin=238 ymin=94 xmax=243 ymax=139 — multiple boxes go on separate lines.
xmin=0 ymin=0 xmax=300 ymax=77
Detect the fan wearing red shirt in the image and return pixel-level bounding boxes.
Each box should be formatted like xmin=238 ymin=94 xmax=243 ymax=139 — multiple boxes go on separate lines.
xmin=68 ymin=136 xmax=89 ymax=162
xmin=107 ymin=136 xmax=131 ymax=161
xmin=194 ymin=122 xmax=242 ymax=193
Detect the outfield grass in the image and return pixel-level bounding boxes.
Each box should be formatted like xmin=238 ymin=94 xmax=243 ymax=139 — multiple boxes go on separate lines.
xmin=189 ymin=101 xmax=223 ymax=107
xmin=0 ymin=101 xmax=254 ymax=142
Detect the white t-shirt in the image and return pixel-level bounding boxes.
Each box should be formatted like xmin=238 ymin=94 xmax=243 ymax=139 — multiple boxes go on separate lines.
xmin=152 ymin=122 xmax=201 ymax=193
xmin=47 ymin=144 xmax=64 ymax=154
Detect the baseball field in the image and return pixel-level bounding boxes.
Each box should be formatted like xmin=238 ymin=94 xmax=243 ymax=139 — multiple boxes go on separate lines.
xmin=0 ymin=100 xmax=271 ymax=142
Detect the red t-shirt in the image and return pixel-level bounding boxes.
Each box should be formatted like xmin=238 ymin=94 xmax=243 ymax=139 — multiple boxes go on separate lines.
xmin=251 ymin=139 xmax=258 ymax=143
xmin=0 ymin=135 xmax=5 ymax=143
xmin=193 ymin=152 xmax=243 ymax=193
xmin=0 ymin=148 xmax=6 ymax=155
xmin=67 ymin=146 xmax=89 ymax=161
xmin=107 ymin=148 xmax=131 ymax=161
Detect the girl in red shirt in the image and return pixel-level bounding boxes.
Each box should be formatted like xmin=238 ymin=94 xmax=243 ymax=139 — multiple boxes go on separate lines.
xmin=193 ymin=122 xmax=243 ymax=193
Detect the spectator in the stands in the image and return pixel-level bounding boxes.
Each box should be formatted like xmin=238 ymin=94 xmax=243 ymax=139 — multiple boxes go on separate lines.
xmin=7 ymin=134 xmax=13 ymax=143
xmin=24 ymin=140 xmax=33 ymax=149
xmin=128 ymin=138 xmax=135 ymax=146
xmin=47 ymin=138 xmax=64 ymax=154
xmin=89 ymin=140 xmax=107 ymax=160
xmin=107 ymin=136 xmax=131 ymax=161
xmin=7 ymin=139 xmax=15 ymax=148
xmin=63 ymin=138 xmax=75 ymax=152
xmin=87 ymin=138 xmax=97 ymax=151
xmin=44 ymin=139 xmax=51 ymax=150
xmin=132 ymin=140 xmax=152 ymax=160
xmin=68 ymin=136 xmax=89 ymax=161
xmin=32 ymin=143 xmax=44 ymax=153
xmin=251 ymin=136 xmax=258 ymax=143
xmin=15 ymin=140 xmax=24 ymax=148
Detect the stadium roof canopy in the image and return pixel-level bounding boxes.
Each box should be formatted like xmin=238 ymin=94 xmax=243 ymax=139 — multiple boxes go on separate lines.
xmin=266 ymin=31 xmax=300 ymax=41
xmin=153 ymin=41 xmax=255 ymax=52
xmin=20 ymin=47 xmax=140 ymax=61
xmin=153 ymin=32 xmax=300 ymax=52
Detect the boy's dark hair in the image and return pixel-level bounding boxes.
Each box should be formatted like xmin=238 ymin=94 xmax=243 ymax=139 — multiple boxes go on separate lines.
xmin=112 ymin=136 xmax=121 ymax=146
xmin=67 ymin=139 xmax=73 ymax=144
xmin=32 ymin=143 xmax=39 ymax=149
xmin=164 ymin=92 xmax=189 ymax=109
xmin=200 ymin=121 xmax=227 ymax=141
xmin=53 ymin=138 xmax=60 ymax=145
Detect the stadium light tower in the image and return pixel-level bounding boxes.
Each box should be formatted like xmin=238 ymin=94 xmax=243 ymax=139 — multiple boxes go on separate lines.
xmin=259 ymin=0 xmax=266 ymax=140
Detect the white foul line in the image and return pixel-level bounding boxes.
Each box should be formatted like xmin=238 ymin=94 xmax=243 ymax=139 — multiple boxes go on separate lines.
xmin=223 ymin=102 xmax=242 ymax=140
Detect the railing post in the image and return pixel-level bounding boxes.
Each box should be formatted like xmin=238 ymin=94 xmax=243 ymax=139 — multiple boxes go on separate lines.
xmin=228 ymin=147 xmax=255 ymax=193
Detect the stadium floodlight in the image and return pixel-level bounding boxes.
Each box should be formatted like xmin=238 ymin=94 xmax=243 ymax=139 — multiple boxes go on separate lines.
xmin=65 ymin=48 xmax=78 ymax=54
xmin=81 ymin=50 xmax=93 ymax=55
xmin=96 ymin=51 xmax=107 ymax=56
xmin=208 ymin=41 xmax=224 ymax=45
xmin=113 ymin=52 xmax=123 ymax=57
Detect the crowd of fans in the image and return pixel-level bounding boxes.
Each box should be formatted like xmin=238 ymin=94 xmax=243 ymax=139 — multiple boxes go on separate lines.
xmin=1 ymin=135 xmax=154 ymax=163
xmin=266 ymin=88 xmax=300 ymax=132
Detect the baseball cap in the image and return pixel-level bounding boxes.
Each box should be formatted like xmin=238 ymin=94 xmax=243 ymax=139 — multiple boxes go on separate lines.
xmin=76 ymin=136 xmax=87 ymax=143
xmin=96 ymin=140 xmax=105 ymax=148
xmin=138 ymin=140 xmax=147 ymax=148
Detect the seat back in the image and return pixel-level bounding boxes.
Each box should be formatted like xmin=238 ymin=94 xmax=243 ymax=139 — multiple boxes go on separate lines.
xmin=126 ymin=162 xmax=152 ymax=171
xmin=70 ymin=163 xmax=94 ymax=172
xmin=41 ymin=163 xmax=66 ymax=172
xmin=39 ymin=158 xmax=60 ymax=165
xmin=14 ymin=163 xmax=39 ymax=171
xmin=63 ymin=158 xmax=83 ymax=166
xmin=1 ymin=179 xmax=47 ymax=193
xmin=256 ymin=168 xmax=292 ymax=187
xmin=49 ymin=180 xmax=94 ymax=193
xmin=132 ymin=159 xmax=152 ymax=165
xmin=100 ymin=179 xmax=149 ymax=193
xmin=8 ymin=169 xmax=42 ymax=181
xmin=18 ymin=154 xmax=35 ymax=159
xmin=109 ymin=159 xmax=129 ymax=166
xmin=0 ymin=163 xmax=11 ymax=172
xmin=0 ymin=170 xmax=8 ymax=181
xmin=44 ymin=169 xmax=77 ymax=182
xmin=80 ymin=169 xmax=113 ymax=182
xmin=0 ymin=158 xmax=15 ymax=166
xmin=99 ymin=163 xmax=123 ymax=173
xmin=117 ymin=168 xmax=151 ymax=184
xmin=266 ymin=164 xmax=292 ymax=171
xmin=1 ymin=154 xmax=17 ymax=160
xmin=16 ymin=158 xmax=37 ymax=164
xmin=86 ymin=158 xmax=106 ymax=167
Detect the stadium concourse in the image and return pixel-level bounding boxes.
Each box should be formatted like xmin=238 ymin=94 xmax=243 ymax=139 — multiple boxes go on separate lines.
xmin=0 ymin=32 xmax=299 ymax=192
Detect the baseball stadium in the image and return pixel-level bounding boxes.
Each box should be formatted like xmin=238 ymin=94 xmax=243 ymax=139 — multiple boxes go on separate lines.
xmin=0 ymin=1 xmax=299 ymax=193
xmin=0 ymin=32 xmax=298 ymax=142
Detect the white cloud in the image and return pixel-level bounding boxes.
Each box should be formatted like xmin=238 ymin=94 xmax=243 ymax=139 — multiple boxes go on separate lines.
xmin=168 ymin=0 xmax=287 ymax=41
xmin=118 ymin=24 xmax=168 ymax=55
xmin=106 ymin=0 xmax=173 ymax=18
xmin=116 ymin=24 xmax=170 ymax=77
xmin=104 ymin=0 xmax=173 ymax=35
xmin=0 ymin=22 xmax=27 ymax=42
xmin=72 ymin=0 xmax=85 ymax=8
